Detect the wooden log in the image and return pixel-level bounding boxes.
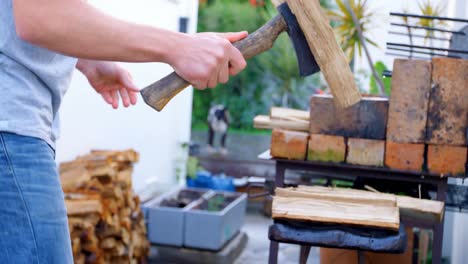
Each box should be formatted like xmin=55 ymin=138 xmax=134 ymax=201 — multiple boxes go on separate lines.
xmin=397 ymin=196 xmax=445 ymax=223
xmin=272 ymin=196 xmax=399 ymax=230
xmin=385 ymin=141 xmax=425 ymax=171
xmin=307 ymin=134 xmax=345 ymax=163
xmin=427 ymin=145 xmax=467 ymax=176
xmin=116 ymin=167 xmax=133 ymax=188
xmin=346 ymin=138 xmax=385 ymax=167
xmin=270 ymin=129 xmax=309 ymax=160
xmin=285 ymin=0 xmax=361 ymax=108
xmin=387 ymin=59 xmax=432 ymax=143
xmin=276 ymin=186 xmax=396 ymax=207
xmin=270 ymin=107 xmax=309 ymax=121
xmin=65 ymin=199 xmax=102 ymax=216
xmin=254 ymin=115 xmax=309 ymax=132
xmin=426 ymin=58 xmax=468 ymax=146
xmin=310 ymin=95 xmax=388 ymax=139
xmin=60 ymin=167 xmax=92 ymax=192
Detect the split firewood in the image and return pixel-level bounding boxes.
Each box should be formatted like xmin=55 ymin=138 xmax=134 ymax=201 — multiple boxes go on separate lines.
xmin=254 ymin=115 xmax=309 ymax=132
xmin=274 ymin=185 xmax=445 ymax=231
xmin=270 ymin=107 xmax=309 ymax=121
xmin=273 ymin=195 xmax=400 ymax=230
xmin=275 ymin=186 xmax=396 ymax=207
xmin=61 ymin=149 xmax=149 ymax=264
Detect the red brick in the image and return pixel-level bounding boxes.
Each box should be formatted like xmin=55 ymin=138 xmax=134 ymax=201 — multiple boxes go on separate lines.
xmin=387 ymin=59 xmax=432 ymax=143
xmin=426 ymin=58 xmax=468 ymax=146
xmin=346 ymin=138 xmax=385 ymax=167
xmin=307 ymin=134 xmax=345 ymax=163
xmin=427 ymin=145 xmax=467 ymax=176
xmin=271 ymin=129 xmax=308 ymax=160
xmin=385 ymin=141 xmax=425 ymax=171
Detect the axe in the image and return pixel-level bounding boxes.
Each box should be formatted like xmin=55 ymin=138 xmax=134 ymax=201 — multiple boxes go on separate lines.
xmin=141 ymin=2 xmax=360 ymax=111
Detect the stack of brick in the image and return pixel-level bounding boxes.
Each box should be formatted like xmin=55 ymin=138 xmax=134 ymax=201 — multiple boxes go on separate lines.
xmin=60 ymin=150 xmax=150 ymax=264
xmin=267 ymin=57 xmax=467 ymax=177
xmin=387 ymin=58 xmax=467 ymax=176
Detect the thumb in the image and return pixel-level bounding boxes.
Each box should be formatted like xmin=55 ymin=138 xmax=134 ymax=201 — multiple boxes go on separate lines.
xmin=217 ymin=31 xmax=248 ymax=43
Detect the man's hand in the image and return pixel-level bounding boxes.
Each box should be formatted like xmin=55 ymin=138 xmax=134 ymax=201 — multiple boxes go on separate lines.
xmin=167 ymin=31 xmax=248 ymax=90
xmin=76 ymin=60 xmax=138 ymax=109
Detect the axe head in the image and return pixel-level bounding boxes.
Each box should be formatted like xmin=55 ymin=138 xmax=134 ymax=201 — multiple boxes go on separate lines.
xmin=277 ymin=3 xmax=320 ymax=77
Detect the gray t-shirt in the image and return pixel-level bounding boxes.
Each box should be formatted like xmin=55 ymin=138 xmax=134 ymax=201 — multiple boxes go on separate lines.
xmin=0 ymin=0 xmax=77 ymax=148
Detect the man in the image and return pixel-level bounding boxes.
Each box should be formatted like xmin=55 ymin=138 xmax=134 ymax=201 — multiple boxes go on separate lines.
xmin=0 ymin=0 xmax=247 ymax=263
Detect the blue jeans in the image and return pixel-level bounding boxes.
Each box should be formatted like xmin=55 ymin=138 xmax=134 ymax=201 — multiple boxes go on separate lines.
xmin=0 ymin=132 xmax=73 ymax=264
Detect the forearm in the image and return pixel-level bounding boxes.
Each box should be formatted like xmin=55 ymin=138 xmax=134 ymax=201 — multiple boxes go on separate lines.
xmin=13 ymin=0 xmax=186 ymax=63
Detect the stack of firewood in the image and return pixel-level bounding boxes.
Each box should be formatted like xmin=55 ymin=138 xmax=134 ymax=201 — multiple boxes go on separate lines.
xmin=60 ymin=150 xmax=150 ymax=264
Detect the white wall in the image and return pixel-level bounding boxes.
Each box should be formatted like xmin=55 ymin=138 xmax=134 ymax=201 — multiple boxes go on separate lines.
xmin=56 ymin=0 xmax=199 ymax=192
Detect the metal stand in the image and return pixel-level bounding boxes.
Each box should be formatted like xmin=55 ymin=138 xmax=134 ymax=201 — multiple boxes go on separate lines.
xmin=270 ymin=159 xmax=448 ymax=264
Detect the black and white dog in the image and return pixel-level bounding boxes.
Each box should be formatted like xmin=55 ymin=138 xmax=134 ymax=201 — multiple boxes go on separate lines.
xmin=207 ymin=105 xmax=230 ymax=154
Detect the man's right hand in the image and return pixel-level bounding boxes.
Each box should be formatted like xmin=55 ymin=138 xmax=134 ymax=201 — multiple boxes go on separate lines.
xmin=167 ymin=31 xmax=248 ymax=90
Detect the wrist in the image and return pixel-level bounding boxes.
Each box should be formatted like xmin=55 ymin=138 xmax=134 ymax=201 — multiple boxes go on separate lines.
xmin=159 ymin=31 xmax=191 ymax=66
xmin=76 ymin=59 xmax=98 ymax=79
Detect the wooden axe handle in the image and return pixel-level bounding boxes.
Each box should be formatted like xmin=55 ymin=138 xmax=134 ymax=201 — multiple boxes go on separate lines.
xmin=141 ymin=15 xmax=286 ymax=112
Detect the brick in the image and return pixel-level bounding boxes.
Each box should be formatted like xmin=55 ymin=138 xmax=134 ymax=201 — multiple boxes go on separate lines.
xmin=310 ymin=95 xmax=388 ymax=140
xmin=307 ymin=134 xmax=345 ymax=163
xmin=346 ymin=138 xmax=385 ymax=167
xmin=385 ymin=141 xmax=425 ymax=171
xmin=426 ymin=58 xmax=468 ymax=146
xmin=270 ymin=129 xmax=308 ymax=160
xmin=387 ymin=59 xmax=432 ymax=143
xmin=427 ymin=145 xmax=467 ymax=176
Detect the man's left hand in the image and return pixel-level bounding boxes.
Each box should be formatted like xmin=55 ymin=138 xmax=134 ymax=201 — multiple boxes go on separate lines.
xmin=76 ymin=59 xmax=139 ymax=109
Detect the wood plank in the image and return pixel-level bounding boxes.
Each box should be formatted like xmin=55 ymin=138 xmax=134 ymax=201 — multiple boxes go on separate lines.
xmin=309 ymin=95 xmax=388 ymax=139
xmin=292 ymin=186 xmax=444 ymax=223
xmin=270 ymin=107 xmax=309 ymax=121
xmin=387 ymin=59 xmax=432 ymax=143
xmin=426 ymin=58 xmax=468 ymax=146
xmin=397 ymin=196 xmax=445 ymax=223
xmin=272 ymin=196 xmax=399 ymax=230
xmin=270 ymin=129 xmax=308 ymax=160
xmin=276 ymin=186 xmax=396 ymax=207
xmin=285 ymin=0 xmax=361 ymax=108
xmin=254 ymin=115 xmax=309 ymax=132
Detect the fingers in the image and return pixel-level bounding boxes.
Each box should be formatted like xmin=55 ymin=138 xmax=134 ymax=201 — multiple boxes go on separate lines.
xmin=111 ymin=90 xmax=119 ymax=109
xmin=192 ymin=75 xmax=208 ymax=90
xmin=101 ymin=91 xmax=114 ymax=105
xmin=119 ymin=70 xmax=139 ymax=92
xmin=129 ymin=91 xmax=138 ymax=105
xmin=217 ymin=31 xmax=248 ymax=43
xmin=228 ymin=45 xmax=247 ymax=76
xmin=218 ymin=62 xmax=229 ymax=84
xmin=119 ymin=88 xmax=130 ymax=107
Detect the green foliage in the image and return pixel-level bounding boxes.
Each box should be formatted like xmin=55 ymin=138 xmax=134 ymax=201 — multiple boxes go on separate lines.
xmin=417 ymin=0 xmax=447 ymax=42
xmin=194 ymin=1 xmax=269 ymax=129
xmin=369 ymin=61 xmax=391 ymax=96
xmin=327 ymin=0 xmax=378 ymax=61
xmin=194 ymin=0 xmax=329 ymax=130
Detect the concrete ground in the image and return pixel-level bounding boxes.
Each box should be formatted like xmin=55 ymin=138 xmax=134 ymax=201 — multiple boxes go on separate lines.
xmin=235 ymin=206 xmax=320 ymax=264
